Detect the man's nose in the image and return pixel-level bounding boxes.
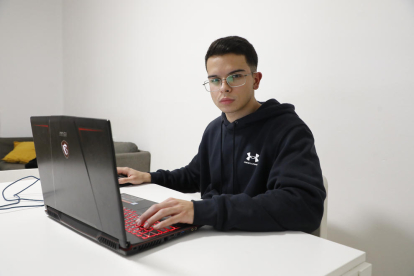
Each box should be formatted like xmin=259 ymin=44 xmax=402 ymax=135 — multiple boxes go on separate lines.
xmin=220 ymin=79 xmax=232 ymax=93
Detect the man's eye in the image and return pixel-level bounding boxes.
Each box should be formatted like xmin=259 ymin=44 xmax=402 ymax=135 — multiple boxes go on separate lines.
xmin=210 ymin=78 xmax=220 ymax=84
xmin=232 ymin=74 xmax=243 ymax=79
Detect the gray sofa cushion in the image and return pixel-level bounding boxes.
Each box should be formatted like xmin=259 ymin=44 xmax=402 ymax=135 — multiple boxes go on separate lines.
xmin=116 ymin=151 xmax=151 ymax=172
xmin=113 ymin=142 xmax=138 ymax=154
xmin=0 ymin=161 xmax=26 ymax=170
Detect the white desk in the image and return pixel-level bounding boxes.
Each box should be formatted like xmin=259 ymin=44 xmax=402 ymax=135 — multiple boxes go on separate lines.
xmin=0 ymin=170 xmax=371 ymax=276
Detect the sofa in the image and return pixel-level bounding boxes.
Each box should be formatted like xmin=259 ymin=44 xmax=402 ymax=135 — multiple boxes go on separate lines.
xmin=0 ymin=137 xmax=150 ymax=172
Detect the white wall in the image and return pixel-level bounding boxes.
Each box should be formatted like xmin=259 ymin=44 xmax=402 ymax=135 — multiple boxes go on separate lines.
xmin=62 ymin=0 xmax=217 ymax=169
xmin=62 ymin=1 xmax=414 ymax=275
xmin=3 ymin=0 xmax=414 ymax=275
xmin=0 ymin=0 xmax=63 ymax=137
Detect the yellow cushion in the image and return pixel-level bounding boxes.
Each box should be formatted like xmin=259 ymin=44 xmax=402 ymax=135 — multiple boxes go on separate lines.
xmin=2 ymin=141 xmax=36 ymax=164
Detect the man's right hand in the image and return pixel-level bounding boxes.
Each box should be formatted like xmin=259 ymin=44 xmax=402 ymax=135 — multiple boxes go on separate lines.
xmin=117 ymin=167 xmax=151 ymax=185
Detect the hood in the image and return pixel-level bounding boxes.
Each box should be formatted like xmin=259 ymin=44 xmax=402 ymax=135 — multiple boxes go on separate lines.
xmin=221 ymin=99 xmax=296 ymax=130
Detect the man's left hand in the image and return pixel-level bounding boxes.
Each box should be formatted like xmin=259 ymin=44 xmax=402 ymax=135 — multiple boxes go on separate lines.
xmin=136 ymin=198 xmax=194 ymax=230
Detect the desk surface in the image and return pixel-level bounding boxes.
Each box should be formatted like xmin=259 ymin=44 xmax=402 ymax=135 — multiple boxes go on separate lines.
xmin=1 ymin=173 xmax=367 ymax=276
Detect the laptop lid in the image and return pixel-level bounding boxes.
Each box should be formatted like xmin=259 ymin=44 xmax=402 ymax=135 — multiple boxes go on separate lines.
xmin=31 ymin=116 xmax=128 ymax=248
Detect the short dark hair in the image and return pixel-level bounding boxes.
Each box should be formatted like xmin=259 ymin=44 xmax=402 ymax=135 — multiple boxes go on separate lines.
xmin=205 ymin=36 xmax=258 ymax=72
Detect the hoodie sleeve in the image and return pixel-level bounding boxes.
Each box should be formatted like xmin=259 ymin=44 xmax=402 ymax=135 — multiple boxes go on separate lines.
xmin=192 ymin=125 xmax=326 ymax=233
xmin=149 ymin=154 xmax=201 ymax=193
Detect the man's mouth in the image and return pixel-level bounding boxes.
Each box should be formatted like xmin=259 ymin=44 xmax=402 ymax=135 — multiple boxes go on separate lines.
xmin=219 ymin=98 xmax=235 ymax=104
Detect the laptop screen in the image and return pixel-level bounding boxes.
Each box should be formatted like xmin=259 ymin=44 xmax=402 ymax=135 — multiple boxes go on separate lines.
xmin=31 ymin=116 xmax=127 ymax=247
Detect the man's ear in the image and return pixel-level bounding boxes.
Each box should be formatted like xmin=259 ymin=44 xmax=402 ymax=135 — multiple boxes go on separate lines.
xmin=253 ymin=72 xmax=263 ymax=90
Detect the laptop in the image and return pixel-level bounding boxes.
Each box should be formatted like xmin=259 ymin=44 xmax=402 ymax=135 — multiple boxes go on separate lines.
xmin=30 ymin=116 xmax=201 ymax=256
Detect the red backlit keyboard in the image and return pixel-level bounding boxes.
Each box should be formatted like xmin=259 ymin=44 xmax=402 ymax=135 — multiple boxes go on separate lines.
xmin=123 ymin=207 xmax=180 ymax=240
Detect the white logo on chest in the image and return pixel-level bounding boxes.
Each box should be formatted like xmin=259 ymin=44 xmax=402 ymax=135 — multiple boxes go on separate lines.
xmin=245 ymin=152 xmax=259 ymax=166
xmin=246 ymin=152 xmax=259 ymax=162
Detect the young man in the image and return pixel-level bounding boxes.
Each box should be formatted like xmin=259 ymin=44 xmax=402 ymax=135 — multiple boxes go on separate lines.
xmin=118 ymin=36 xmax=326 ymax=233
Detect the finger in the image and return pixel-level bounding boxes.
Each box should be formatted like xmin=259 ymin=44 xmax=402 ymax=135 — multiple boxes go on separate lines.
xmin=137 ymin=199 xmax=177 ymax=227
xmin=154 ymin=201 xmax=194 ymax=229
xmin=144 ymin=206 xmax=179 ymax=229
xmin=153 ymin=214 xmax=182 ymax=230
xmin=118 ymin=177 xmax=132 ymax=185
xmin=140 ymin=204 xmax=177 ymax=228
xmin=117 ymin=167 xmax=129 ymax=175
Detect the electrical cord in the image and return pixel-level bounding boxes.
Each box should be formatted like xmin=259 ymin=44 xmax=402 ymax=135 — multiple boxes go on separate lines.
xmin=0 ymin=176 xmax=44 ymax=210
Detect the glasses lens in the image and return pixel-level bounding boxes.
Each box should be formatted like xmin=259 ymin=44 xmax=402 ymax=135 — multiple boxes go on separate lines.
xmin=205 ymin=78 xmax=221 ymax=92
xmin=226 ymin=74 xmax=246 ymax=87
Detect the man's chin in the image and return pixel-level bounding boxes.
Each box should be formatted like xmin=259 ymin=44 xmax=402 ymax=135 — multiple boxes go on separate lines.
xmin=218 ymin=107 xmax=236 ymax=114
xmin=217 ymin=102 xmax=237 ymax=110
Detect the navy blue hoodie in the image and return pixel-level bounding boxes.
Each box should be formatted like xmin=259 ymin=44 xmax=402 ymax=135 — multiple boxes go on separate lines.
xmin=150 ymin=99 xmax=326 ymax=233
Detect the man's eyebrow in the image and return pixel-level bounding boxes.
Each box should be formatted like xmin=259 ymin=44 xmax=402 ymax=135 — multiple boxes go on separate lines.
xmin=208 ymin=69 xmax=246 ymax=78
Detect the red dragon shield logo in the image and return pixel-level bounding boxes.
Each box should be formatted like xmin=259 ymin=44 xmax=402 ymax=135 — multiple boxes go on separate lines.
xmin=61 ymin=140 xmax=69 ymax=159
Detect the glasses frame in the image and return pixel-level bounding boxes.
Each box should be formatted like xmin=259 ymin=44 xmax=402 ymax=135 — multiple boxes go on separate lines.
xmin=202 ymin=72 xmax=256 ymax=92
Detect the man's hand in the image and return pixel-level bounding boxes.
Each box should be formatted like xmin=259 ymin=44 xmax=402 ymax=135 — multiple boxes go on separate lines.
xmin=136 ymin=198 xmax=194 ymax=230
xmin=117 ymin=167 xmax=151 ymax=185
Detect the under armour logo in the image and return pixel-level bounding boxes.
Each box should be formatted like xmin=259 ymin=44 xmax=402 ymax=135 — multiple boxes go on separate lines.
xmin=246 ymin=152 xmax=259 ymax=163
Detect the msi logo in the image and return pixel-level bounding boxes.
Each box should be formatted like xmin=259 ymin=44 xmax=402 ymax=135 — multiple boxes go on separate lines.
xmin=61 ymin=140 xmax=69 ymax=159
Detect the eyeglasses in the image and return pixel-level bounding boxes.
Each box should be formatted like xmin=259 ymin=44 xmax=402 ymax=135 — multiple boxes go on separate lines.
xmin=202 ymin=72 xmax=255 ymax=92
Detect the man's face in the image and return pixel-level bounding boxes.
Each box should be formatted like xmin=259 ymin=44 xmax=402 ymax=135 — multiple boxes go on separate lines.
xmin=206 ymin=54 xmax=262 ymax=121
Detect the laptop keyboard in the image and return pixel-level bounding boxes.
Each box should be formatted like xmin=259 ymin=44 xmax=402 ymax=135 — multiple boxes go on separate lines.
xmin=123 ymin=207 xmax=180 ymax=240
